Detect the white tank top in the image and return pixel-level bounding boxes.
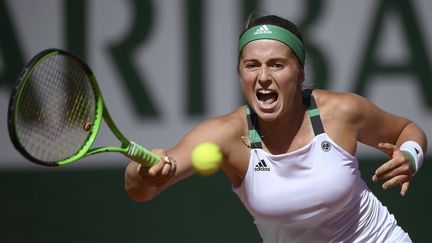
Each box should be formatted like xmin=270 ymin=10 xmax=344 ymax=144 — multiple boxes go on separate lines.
xmin=233 ymin=93 xmax=411 ymax=243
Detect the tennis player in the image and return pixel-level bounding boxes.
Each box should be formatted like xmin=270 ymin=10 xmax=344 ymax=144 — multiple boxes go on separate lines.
xmin=125 ymin=14 xmax=427 ymax=242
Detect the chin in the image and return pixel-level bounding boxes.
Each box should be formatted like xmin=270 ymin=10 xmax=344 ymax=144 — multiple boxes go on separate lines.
xmin=257 ymin=113 xmax=278 ymax=122
xmin=252 ymin=103 xmax=282 ymax=122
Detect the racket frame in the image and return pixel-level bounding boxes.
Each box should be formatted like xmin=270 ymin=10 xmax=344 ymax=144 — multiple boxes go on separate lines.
xmin=8 ymin=49 xmax=159 ymax=166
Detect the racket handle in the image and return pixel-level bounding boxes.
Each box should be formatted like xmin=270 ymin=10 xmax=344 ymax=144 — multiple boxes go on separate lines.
xmin=127 ymin=141 xmax=160 ymax=166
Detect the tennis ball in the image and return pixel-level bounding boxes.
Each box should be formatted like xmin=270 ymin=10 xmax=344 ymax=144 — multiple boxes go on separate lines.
xmin=191 ymin=142 xmax=223 ymax=176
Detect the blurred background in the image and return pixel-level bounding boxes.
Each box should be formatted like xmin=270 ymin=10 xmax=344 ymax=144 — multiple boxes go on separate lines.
xmin=1 ymin=0 xmax=431 ymax=242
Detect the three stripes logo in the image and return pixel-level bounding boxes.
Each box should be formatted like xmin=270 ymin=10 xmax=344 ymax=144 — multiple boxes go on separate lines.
xmin=255 ymin=159 xmax=270 ymax=171
xmin=254 ymin=25 xmax=272 ymax=35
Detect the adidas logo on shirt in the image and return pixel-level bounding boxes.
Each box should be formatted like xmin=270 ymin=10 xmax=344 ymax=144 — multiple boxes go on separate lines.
xmin=255 ymin=159 xmax=270 ymax=171
xmin=254 ymin=25 xmax=272 ymax=35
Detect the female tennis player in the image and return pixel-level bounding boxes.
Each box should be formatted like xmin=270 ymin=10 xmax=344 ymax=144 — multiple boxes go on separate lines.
xmin=124 ymin=14 xmax=427 ymax=242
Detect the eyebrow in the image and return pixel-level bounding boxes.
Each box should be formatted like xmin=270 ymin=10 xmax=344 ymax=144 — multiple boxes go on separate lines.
xmin=241 ymin=57 xmax=290 ymax=63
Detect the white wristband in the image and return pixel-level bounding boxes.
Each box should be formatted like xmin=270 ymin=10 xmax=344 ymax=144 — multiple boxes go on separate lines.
xmin=400 ymin=141 xmax=424 ymax=175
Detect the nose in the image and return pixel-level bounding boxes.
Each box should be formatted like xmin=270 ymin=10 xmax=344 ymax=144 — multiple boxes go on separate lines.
xmin=258 ymin=66 xmax=271 ymax=85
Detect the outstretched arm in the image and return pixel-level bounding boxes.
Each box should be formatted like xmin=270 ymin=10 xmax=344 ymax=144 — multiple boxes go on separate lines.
xmin=124 ymin=110 xmax=245 ymax=201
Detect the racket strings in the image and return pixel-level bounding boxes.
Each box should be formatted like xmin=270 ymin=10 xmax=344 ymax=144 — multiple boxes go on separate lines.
xmin=15 ymin=54 xmax=96 ymax=162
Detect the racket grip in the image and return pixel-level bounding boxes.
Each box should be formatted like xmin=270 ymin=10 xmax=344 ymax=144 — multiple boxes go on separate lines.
xmin=127 ymin=141 xmax=160 ymax=166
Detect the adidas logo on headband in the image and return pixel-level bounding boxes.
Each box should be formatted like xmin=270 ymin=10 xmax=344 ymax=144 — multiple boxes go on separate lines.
xmin=254 ymin=25 xmax=272 ymax=35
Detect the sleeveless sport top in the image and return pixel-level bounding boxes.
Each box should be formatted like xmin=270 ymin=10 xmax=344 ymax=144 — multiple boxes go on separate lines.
xmin=233 ymin=91 xmax=411 ymax=243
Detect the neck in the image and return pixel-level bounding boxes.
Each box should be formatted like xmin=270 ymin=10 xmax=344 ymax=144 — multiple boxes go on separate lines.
xmin=257 ymin=95 xmax=309 ymax=154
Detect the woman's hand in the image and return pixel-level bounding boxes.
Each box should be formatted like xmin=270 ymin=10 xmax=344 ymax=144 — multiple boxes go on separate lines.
xmin=372 ymin=142 xmax=414 ymax=197
xmin=136 ymin=149 xmax=177 ymax=187
xmin=125 ymin=149 xmax=177 ymax=201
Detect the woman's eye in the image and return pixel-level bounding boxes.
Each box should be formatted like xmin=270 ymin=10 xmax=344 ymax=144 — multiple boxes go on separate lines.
xmin=245 ymin=63 xmax=258 ymax=70
xmin=272 ymin=63 xmax=284 ymax=70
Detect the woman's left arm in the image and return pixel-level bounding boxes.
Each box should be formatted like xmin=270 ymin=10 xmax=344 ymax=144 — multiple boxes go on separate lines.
xmin=371 ymin=122 xmax=427 ymax=196
xmin=353 ymin=94 xmax=427 ymax=196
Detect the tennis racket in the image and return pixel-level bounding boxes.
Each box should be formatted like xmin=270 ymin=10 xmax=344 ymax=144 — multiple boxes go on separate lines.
xmin=7 ymin=48 xmax=160 ymax=167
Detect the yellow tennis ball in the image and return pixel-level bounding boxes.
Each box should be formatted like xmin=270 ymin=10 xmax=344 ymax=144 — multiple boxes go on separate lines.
xmin=191 ymin=142 xmax=223 ymax=176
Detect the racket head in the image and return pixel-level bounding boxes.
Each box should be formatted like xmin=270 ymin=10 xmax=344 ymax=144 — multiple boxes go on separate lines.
xmin=8 ymin=49 xmax=103 ymax=166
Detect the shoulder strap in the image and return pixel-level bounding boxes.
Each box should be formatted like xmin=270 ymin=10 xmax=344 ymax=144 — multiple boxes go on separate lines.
xmin=303 ymin=89 xmax=325 ymax=135
xmin=246 ymin=106 xmax=263 ymax=149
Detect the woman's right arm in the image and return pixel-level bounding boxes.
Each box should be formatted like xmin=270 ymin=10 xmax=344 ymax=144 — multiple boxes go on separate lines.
xmin=124 ymin=109 xmax=245 ymax=202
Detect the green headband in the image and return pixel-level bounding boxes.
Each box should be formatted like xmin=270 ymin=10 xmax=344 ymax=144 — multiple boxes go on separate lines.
xmin=238 ymin=24 xmax=305 ymax=66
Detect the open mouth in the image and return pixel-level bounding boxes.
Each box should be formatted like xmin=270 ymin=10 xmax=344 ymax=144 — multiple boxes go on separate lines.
xmin=256 ymin=90 xmax=278 ymax=106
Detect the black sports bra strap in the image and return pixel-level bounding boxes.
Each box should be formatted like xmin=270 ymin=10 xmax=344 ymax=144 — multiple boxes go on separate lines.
xmin=303 ymin=89 xmax=325 ymax=135
xmin=246 ymin=106 xmax=263 ymax=149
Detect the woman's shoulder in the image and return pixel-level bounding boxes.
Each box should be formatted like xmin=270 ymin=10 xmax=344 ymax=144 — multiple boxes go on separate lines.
xmin=312 ymin=89 xmax=371 ymax=106
xmin=312 ymin=89 xmax=364 ymax=103
xmin=193 ymin=106 xmax=248 ymax=139
xmin=311 ymin=89 xmax=370 ymax=121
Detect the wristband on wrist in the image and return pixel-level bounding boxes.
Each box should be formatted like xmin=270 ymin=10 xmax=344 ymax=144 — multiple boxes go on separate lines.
xmin=400 ymin=141 xmax=424 ymax=175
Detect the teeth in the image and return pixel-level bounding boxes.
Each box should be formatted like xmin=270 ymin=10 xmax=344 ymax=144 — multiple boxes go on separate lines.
xmin=258 ymin=90 xmax=273 ymax=94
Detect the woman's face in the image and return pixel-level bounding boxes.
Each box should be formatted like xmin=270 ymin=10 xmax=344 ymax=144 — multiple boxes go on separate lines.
xmin=238 ymin=39 xmax=304 ymax=122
